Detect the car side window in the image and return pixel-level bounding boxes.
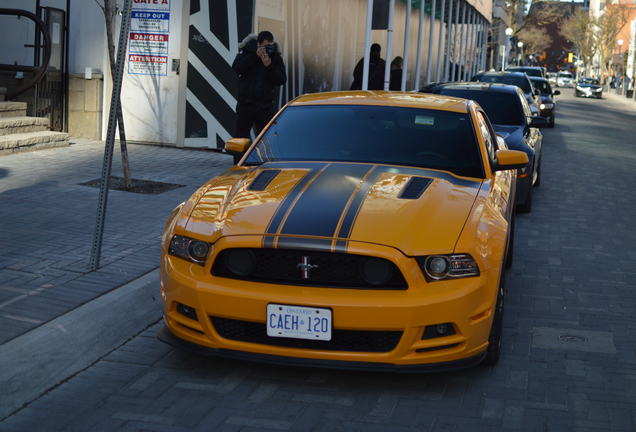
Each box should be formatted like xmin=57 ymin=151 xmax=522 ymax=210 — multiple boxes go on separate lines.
xmin=476 ymin=111 xmax=496 ymax=162
xmin=518 ymin=90 xmax=532 ymax=118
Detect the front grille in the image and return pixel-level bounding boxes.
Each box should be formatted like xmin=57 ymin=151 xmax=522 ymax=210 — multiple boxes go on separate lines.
xmin=211 ymin=316 xmax=402 ymax=353
xmin=211 ymin=248 xmax=408 ymax=290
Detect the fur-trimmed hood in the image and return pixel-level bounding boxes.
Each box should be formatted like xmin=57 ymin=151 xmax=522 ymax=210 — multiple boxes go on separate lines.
xmin=238 ymin=33 xmax=281 ymax=55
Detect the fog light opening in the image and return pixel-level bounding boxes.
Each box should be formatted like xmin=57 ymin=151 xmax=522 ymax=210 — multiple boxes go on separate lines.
xmin=176 ymin=302 xmax=198 ymax=321
xmin=422 ymin=322 xmax=456 ymax=339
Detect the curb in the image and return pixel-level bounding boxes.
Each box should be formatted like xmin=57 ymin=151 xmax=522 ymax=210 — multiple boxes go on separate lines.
xmin=0 ymin=269 xmax=161 ymax=419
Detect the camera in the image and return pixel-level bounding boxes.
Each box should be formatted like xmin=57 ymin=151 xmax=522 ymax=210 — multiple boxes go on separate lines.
xmin=264 ymin=44 xmax=276 ymax=57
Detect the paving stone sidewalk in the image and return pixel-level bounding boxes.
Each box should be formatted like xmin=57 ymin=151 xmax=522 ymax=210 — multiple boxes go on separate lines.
xmin=2 ymin=93 xmax=636 ymax=431
xmin=0 ymin=140 xmax=231 ymax=344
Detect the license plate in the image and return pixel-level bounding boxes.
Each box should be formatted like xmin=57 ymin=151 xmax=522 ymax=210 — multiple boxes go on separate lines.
xmin=266 ymin=304 xmax=332 ymax=341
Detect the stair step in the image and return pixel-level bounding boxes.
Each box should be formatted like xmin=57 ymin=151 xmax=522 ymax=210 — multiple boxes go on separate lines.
xmin=0 ymin=101 xmax=27 ymax=118
xmin=0 ymin=116 xmax=49 ymax=136
xmin=0 ymin=131 xmax=69 ymax=155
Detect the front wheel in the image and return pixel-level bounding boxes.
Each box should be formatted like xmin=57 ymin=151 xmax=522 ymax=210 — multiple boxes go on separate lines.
xmin=482 ymin=282 xmax=504 ymax=366
xmin=518 ymin=185 xmax=533 ymax=213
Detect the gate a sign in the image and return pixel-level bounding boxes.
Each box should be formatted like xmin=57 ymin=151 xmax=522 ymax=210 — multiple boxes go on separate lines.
xmin=132 ymin=0 xmax=170 ymax=11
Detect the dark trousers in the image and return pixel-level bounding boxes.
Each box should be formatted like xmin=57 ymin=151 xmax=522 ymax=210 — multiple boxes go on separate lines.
xmin=235 ymin=102 xmax=275 ymax=138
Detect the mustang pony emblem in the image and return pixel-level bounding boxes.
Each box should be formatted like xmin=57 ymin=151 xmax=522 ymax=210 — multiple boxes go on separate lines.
xmin=297 ymin=256 xmax=318 ymax=279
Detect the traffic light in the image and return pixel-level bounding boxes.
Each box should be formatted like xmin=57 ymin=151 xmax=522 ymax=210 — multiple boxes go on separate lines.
xmin=568 ymin=52 xmax=573 ymax=63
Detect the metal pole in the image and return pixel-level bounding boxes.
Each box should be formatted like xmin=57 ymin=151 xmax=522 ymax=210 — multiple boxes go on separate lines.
xmin=444 ymin=0 xmax=454 ymax=81
xmin=435 ymin=0 xmax=446 ymax=81
xmin=463 ymin=7 xmax=473 ymax=80
xmin=451 ymin=0 xmax=460 ymax=80
xmin=482 ymin=21 xmax=489 ymax=71
xmin=425 ymin=0 xmax=436 ymax=84
xmin=454 ymin=1 xmax=466 ymax=81
xmin=384 ymin=0 xmax=396 ymax=90
xmin=414 ymin=0 xmax=426 ymax=90
xmin=401 ymin=0 xmax=412 ymax=91
xmin=468 ymin=9 xmax=477 ymax=79
xmin=89 ymin=0 xmax=133 ymax=271
xmin=362 ymin=0 xmax=374 ymax=91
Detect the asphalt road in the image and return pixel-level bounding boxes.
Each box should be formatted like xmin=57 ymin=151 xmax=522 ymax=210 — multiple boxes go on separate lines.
xmin=2 ymin=91 xmax=636 ymax=432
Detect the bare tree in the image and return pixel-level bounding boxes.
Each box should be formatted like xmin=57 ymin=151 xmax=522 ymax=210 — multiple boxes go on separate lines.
xmin=94 ymin=0 xmax=132 ymax=190
xmin=561 ymin=10 xmax=597 ymax=76
xmin=596 ymin=5 xmax=629 ymax=83
xmin=517 ymin=27 xmax=552 ymax=55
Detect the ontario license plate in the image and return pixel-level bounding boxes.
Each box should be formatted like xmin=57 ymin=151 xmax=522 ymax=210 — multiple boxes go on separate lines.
xmin=266 ymin=304 xmax=332 ymax=341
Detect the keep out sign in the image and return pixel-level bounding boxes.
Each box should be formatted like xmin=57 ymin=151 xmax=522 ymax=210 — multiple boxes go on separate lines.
xmin=128 ymin=54 xmax=168 ymax=76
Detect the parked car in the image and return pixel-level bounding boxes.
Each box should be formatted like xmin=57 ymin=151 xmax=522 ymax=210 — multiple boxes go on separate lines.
xmin=506 ymin=66 xmax=546 ymax=78
xmin=556 ymin=71 xmax=574 ymax=88
xmin=421 ymin=82 xmax=547 ymax=212
xmin=547 ymin=72 xmax=558 ymax=86
xmin=472 ymin=71 xmax=541 ymax=115
xmin=159 ymin=91 xmax=528 ymax=370
xmin=575 ymin=77 xmax=603 ymax=98
xmin=529 ymin=76 xmax=560 ymax=127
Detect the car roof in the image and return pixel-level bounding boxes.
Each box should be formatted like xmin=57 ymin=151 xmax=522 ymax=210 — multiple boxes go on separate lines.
xmin=509 ymin=66 xmax=543 ymax=71
xmin=528 ymin=76 xmax=548 ymax=82
xmin=290 ymin=91 xmax=470 ymax=113
xmin=475 ymin=71 xmax=528 ymax=78
xmin=422 ymin=81 xmax=521 ymax=94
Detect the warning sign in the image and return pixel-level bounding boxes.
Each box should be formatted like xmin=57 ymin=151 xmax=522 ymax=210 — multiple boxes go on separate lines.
xmin=131 ymin=10 xmax=170 ymax=33
xmin=128 ymin=54 xmax=168 ymax=76
xmin=132 ymin=0 xmax=170 ymax=11
xmin=129 ymin=32 xmax=169 ymax=55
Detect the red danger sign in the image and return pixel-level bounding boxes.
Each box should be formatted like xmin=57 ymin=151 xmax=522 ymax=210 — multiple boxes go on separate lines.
xmin=130 ymin=33 xmax=168 ymax=42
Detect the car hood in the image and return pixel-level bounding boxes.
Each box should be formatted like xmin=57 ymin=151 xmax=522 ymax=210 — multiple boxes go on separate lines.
xmin=182 ymin=161 xmax=482 ymax=255
xmin=577 ymin=83 xmax=601 ymax=89
xmin=539 ymin=95 xmax=554 ymax=103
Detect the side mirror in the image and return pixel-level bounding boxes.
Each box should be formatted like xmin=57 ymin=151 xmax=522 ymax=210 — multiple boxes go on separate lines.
xmin=534 ymin=88 xmax=541 ymax=96
xmin=225 ymin=138 xmax=251 ymax=153
xmin=493 ymin=149 xmax=529 ymax=171
xmin=553 ymin=90 xmax=561 ymax=96
xmin=528 ymin=116 xmax=549 ymax=128
xmin=225 ymin=138 xmax=251 ymax=164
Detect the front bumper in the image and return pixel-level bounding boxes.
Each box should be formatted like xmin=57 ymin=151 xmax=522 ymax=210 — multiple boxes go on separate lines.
xmin=575 ymin=89 xmax=602 ymax=98
xmin=160 ymin=236 xmax=498 ymax=368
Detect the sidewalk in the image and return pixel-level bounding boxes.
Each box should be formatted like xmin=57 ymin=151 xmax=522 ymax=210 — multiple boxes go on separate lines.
xmin=603 ymin=89 xmax=636 ymax=110
xmin=0 ymin=138 xmax=230 ymax=344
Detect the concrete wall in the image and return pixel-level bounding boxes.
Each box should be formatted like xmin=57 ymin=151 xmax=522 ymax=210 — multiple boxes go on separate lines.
xmin=68 ymin=73 xmax=103 ymax=139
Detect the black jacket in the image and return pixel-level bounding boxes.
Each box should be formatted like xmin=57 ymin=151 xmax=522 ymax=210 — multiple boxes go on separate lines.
xmin=350 ymin=56 xmax=386 ymax=90
xmin=232 ymin=34 xmax=287 ymax=106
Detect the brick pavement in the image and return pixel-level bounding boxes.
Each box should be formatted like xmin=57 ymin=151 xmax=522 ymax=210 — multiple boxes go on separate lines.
xmin=0 ymin=141 xmax=231 ymax=343
xmin=2 ymin=93 xmax=636 ymax=431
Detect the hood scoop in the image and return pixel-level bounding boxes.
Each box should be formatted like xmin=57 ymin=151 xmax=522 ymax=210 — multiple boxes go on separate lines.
xmin=399 ymin=176 xmax=433 ymax=199
xmin=248 ymin=169 xmax=281 ymax=191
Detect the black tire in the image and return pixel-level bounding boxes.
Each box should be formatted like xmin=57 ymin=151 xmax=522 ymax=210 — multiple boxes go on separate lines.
xmin=548 ymin=117 xmax=555 ymax=128
xmin=482 ymin=281 xmax=504 ymax=366
xmin=505 ymin=214 xmax=515 ymax=269
xmin=517 ymin=185 xmax=533 ymax=213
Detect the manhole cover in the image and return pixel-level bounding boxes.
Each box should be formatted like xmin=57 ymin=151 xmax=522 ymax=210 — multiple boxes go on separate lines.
xmin=559 ymin=334 xmax=587 ymax=343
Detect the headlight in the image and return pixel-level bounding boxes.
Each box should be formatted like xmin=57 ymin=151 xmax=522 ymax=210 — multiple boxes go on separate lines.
xmin=576 ymin=85 xmax=585 ymax=91
xmin=416 ymin=254 xmax=480 ymax=281
xmin=593 ymin=87 xmax=602 ymax=92
xmin=540 ymin=103 xmax=554 ymax=109
xmin=169 ymin=235 xmax=211 ymax=265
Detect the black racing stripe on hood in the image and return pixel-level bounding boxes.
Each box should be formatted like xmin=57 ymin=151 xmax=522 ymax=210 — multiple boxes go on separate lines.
xmin=279 ymin=163 xmax=373 ymax=238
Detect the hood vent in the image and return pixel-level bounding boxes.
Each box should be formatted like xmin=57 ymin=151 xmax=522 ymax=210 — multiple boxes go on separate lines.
xmin=399 ymin=176 xmax=432 ymax=199
xmin=248 ymin=169 xmax=281 ymax=191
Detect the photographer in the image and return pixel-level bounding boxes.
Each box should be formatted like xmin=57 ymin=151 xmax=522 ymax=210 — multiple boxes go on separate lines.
xmin=232 ymin=31 xmax=287 ymax=139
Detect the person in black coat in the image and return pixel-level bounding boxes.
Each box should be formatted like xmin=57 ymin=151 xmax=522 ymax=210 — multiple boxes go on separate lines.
xmin=232 ymin=31 xmax=287 ymax=139
xmin=389 ymin=56 xmax=403 ymax=91
xmin=350 ymin=43 xmax=386 ymax=90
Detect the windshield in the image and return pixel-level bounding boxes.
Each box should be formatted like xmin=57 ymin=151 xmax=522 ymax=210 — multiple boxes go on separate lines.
xmin=529 ymin=79 xmax=552 ymax=95
xmin=558 ymin=72 xmax=573 ymax=78
xmin=244 ymin=105 xmax=484 ymax=178
xmin=475 ymin=75 xmax=532 ymax=93
xmin=438 ymin=89 xmax=524 ymax=126
xmin=579 ymin=78 xmax=599 ymax=85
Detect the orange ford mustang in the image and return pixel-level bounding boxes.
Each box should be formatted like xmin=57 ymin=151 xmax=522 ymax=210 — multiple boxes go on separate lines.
xmin=158 ymin=91 xmax=528 ymax=371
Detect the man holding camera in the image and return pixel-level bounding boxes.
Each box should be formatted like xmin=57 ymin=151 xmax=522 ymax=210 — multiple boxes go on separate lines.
xmin=232 ymin=31 xmax=287 ymax=139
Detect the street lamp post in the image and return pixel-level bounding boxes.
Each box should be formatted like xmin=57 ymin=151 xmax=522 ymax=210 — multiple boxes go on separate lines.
xmin=503 ymin=27 xmax=513 ymax=71
xmin=517 ymin=41 xmax=524 ymax=66
xmin=617 ymin=39 xmax=624 ymax=95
